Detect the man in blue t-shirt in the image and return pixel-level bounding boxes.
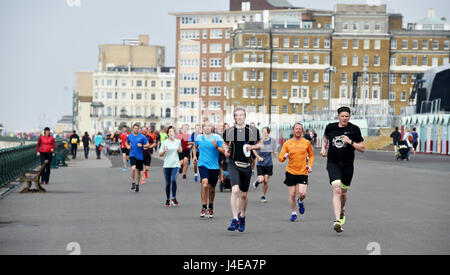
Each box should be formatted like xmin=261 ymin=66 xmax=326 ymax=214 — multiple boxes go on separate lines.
xmin=193 ymin=121 xmax=224 ymax=218
xmin=126 ymin=124 xmax=149 ymax=193
xmin=189 ymin=124 xmax=202 ymax=183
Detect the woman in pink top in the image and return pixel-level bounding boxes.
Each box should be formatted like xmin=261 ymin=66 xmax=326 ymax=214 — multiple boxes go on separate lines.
xmin=36 ymin=127 xmax=55 ymax=184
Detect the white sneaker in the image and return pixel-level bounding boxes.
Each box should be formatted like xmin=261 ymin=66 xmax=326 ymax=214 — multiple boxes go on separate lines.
xmin=333 ymin=220 xmax=343 ymax=233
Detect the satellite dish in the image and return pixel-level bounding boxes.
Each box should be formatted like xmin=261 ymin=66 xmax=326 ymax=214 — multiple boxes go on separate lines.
xmin=367 ymin=0 xmax=381 ymax=5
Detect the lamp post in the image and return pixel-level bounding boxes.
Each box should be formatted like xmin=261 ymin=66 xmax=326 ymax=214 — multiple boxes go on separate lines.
xmin=325 ymin=66 xmax=336 ymax=120
xmin=363 ymin=66 xmax=368 ymax=120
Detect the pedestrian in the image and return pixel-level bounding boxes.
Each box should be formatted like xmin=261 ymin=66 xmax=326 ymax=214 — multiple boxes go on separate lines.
xmin=223 ymin=108 xmax=263 ymax=232
xmin=411 ymin=127 xmax=419 ymax=156
xmin=403 ymin=128 xmax=412 ymax=160
xmin=94 ymin=132 xmax=104 ymax=159
xmin=159 ymin=126 xmax=183 ymax=207
xmin=36 ymin=127 xmax=55 ymax=185
xmin=279 ymin=123 xmax=314 ymax=222
xmin=176 ymin=124 xmax=192 ymax=180
xmin=312 ymin=130 xmax=318 ymax=148
xmin=119 ymin=125 xmax=131 ymax=172
xmin=320 ymin=107 xmax=365 ymax=233
xmin=189 ymin=124 xmax=202 ymax=183
xmin=141 ymin=127 xmax=157 ymax=184
xmin=69 ymin=130 xmax=80 ymax=159
xmin=82 ymin=132 xmax=91 ymax=159
xmin=304 ymin=129 xmax=313 ymax=144
xmin=193 ymin=121 xmax=224 ymax=218
xmin=390 ymin=127 xmax=401 ymax=157
xmin=252 ymin=127 xmax=278 ymax=203
xmin=219 ymin=123 xmax=230 ymax=186
xmin=126 ymin=124 xmax=150 ymax=193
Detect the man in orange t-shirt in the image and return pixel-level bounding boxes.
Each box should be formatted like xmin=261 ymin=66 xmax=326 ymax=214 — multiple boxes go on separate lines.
xmin=279 ymin=123 xmax=314 ymax=222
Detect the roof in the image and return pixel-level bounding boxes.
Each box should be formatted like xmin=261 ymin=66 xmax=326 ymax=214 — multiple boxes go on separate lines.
xmin=417 ymin=17 xmax=448 ymax=25
xmin=266 ymin=0 xmax=296 ymax=8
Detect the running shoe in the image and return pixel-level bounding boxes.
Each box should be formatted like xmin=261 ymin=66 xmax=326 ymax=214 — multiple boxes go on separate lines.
xmin=131 ymin=182 xmax=135 ymax=190
xmin=194 ymin=175 xmax=198 ymax=182
xmin=238 ymin=216 xmax=246 ymax=232
xmin=340 ymin=210 xmax=346 ymax=225
xmin=227 ymin=219 xmax=239 ymax=231
xmin=208 ymin=208 xmax=214 ymax=218
xmin=183 ymin=175 xmax=187 ymax=179
xmin=135 ymin=184 xmax=139 ymax=193
xmin=297 ymin=198 xmax=305 ymax=215
xmin=200 ymin=208 xmax=207 ymax=218
xmin=253 ymin=179 xmax=259 ymax=189
xmin=126 ymin=159 xmax=129 ymax=165
xmin=179 ymin=168 xmax=182 ymax=174
xmin=123 ymin=167 xmax=127 ymax=172
xmin=171 ymin=198 xmax=179 ymax=207
xmin=141 ymin=179 xmax=145 ymax=184
xmin=261 ymin=196 xmax=267 ymax=203
xmin=165 ymin=200 xmax=170 ymax=207
xmin=290 ymin=213 xmax=298 ymax=222
xmin=333 ymin=220 xmax=343 ymax=233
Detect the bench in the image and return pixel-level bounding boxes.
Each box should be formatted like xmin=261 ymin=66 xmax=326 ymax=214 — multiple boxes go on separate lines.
xmin=19 ymin=160 xmax=49 ymax=193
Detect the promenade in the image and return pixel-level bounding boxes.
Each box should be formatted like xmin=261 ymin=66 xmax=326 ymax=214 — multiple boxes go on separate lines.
xmin=0 ymin=149 xmax=449 ymax=255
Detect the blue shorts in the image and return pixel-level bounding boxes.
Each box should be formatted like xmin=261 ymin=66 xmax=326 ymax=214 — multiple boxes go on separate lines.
xmin=198 ymin=166 xmax=220 ymax=187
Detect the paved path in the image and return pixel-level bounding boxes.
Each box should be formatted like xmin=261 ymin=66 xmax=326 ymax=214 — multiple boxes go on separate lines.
xmin=0 ymin=149 xmax=449 ymax=255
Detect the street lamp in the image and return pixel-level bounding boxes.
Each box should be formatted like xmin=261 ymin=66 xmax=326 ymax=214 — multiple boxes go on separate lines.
xmin=363 ymin=66 xmax=368 ymax=120
xmin=325 ymin=66 xmax=337 ymax=120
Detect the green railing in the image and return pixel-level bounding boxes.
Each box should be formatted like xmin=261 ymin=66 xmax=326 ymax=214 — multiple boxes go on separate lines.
xmin=0 ymin=140 xmax=66 ymax=189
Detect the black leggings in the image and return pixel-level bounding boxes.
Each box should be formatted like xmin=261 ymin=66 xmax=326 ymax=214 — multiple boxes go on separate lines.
xmin=84 ymin=146 xmax=89 ymax=158
xmin=39 ymin=153 xmax=52 ymax=183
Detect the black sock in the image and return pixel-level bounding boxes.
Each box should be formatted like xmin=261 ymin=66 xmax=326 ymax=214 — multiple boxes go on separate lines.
xmin=202 ymin=204 xmax=207 ymax=209
xmin=208 ymin=203 xmax=213 ymax=209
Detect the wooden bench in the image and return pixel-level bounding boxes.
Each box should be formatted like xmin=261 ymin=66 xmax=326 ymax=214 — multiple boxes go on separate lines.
xmin=19 ymin=160 xmax=49 ymax=193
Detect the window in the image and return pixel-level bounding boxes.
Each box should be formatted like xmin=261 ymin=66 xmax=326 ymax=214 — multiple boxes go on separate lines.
xmin=444 ymin=40 xmax=450 ymax=50
xmin=401 ymin=56 xmax=407 ymax=66
xmin=313 ymin=38 xmax=319 ymax=48
xmin=283 ymin=55 xmax=289 ymax=64
xmin=243 ymin=88 xmax=249 ymax=98
xmin=391 ymin=39 xmax=397 ymax=49
xmin=422 ymin=57 xmax=428 ymax=66
xmin=257 ymin=54 xmax=264 ymax=63
xmin=210 ymin=58 xmax=222 ymax=67
xmin=302 ymin=55 xmax=309 ymax=64
xmin=121 ymin=92 xmax=126 ymax=100
xmin=374 ymin=40 xmax=380 ymax=50
xmin=250 ymin=71 xmax=256 ymax=81
xmin=211 ymin=16 xmax=222 ymax=24
xmin=282 ymin=105 xmax=288 ymax=114
xmin=313 ymin=72 xmax=319 ymax=83
xmin=243 ymin=71 xmax=248 ymax=81
xmin=412 ymin=56 xmax=418 ymax=66
xmin=284 ymin=38 xmax=290 ymax=48
xmin=258 ymin=71 xmax=264 ymax=81
xmin=273 ymin=37 xmax=279 ymax=47
xmin=341 ymin=73 xmax=347 ymax=83
xmin=210 ymin=43 xmax=222 ymax=53
xmin=257 ymin=88 xmax=263 ymax=98
xmin=322 ymin=90 xmax=329 ymax=99
xmin=389 ymin=91 xmax=396 ymax=101
xmin=352 ymin=55 xmax=358 ymax=66
xmin=302 ymin=72 xmax=308 ymax=82
xmin=303 ymin=38 xmax=309 ymax=48
xmin=364 ymin=39 xmax=370 ymax=50
xmin=271 ymin=105 xmax=279 ymax=114
xmin=373 ymin=88 xmax=379 ymax=99
xmin=272 ymin=71 xmax=278 ymax=81
xmin=363 ymin=55 xmax=369 ymax=66
xmin=364 ymin=21 xmax=370 ymax=31
xmin=273 ymin=55 xmax=278 ymax=63
xmin=342 ymin=39 xmax=348 ymax=49
xmin=293 ymin=54 xmax=299 ymax=63
xmin=250 ymin=88 xmax=256 ymax=98
xmin=271 ymin=89 xmax=278 ymax=99
xmin=432 ymin=57 xmax=438 ymax=67
xmin=340 ymin=87 xmax=347 ymax=98
xmin=283 ymin=72 xmax=289 ymax=81
xmin=375 ymin=22 xmax=381 ymax=31
xmin=353 ymin=22 xmax=358 ymax=31
xmin=433 ymin=40 xmax=439 ymax=50
xmin=401 ymin=74 xmax=407 ymax=84
xmin=210 ymin=29 xmax=223 ymax=39
xmin=324 ymin=38 xmax=330 ymax=48
xmin=391 ymin=56 xmax=397 ymax=66
xmin=203 ymin=30 xmax=208 ymax=39
xmin=343 ymin=22 xmax=348 ymax=30
xmin=412 ymin=40 xmax=418 ymax=49
xmin=136 ymin=93 xmax=142 ymax=100
xmin=293 ymin=38 xmax=299 ymax=47
xmin=293 ymin=71 xmax=299 ymax=82
xmin=106 ymin=92 xmax=113 ymax=99
xmin=422 ymin=40 xmax=428 ymax=50
xmin=202 ymin=44 xmax=207 ymax=54
xmin=282 ymin=89 xmax=289 ymax=99
xmin=209 ymin=87 xmax=221 ymax=96
xmin=257 ymin=39 xmax=262 ymax=47
xmin=341 ymin=55 xmax=348 ymax=66
xmin=373 ymin=73 xmax=380 ymax=83
xmin=400 ymin=91 xmax=407 ymax=101
xmin=374 ymin=55 xmax=380 ymax=66
xmin=312 ymin=89 xmax=318 ymax=99
xmin=313 ymin=56 xmax=319 ymax=64
xmin=352 ymin=39 xmax=359 ymax=49
xmin=323 ymin=71 xmax=329 ymax=83
xmin=390 ymin=74 xmax=396 ymax=84
xmin=180 ymin=30 xmax=200 ymax=39
xmin=402 ymin=40 xmax=408 ymax=49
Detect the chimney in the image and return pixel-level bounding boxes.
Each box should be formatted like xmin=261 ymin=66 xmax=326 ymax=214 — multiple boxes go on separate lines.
xmin=138 ymin=35 xmax=149 ymax=46
xmin=428 ymin=8 xmax=435 ymax=18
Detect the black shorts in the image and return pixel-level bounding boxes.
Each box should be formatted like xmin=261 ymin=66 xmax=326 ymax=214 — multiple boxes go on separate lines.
xmin=178 ymin=150 xmax=190 ymax=160
xmin=143 ymin=153 xmax=152 ymax=166
xmin=257 ymin=165 xmax=273 ymax=176
xmin=326 ymin=161 xmax=354 ymax=188
xmin=121 ymin=148 xmax=130 ymax=156
xmin=198 ymin=166 xmax=220 ymax=187
xmin=228 ymin=161 xmax=252 ymax=192
xmin=284 ymin=172 xmax=308 ymax=186
xmin=413 ymin=142 xmax=418 ymax=150
xmin=130 ymin=157 xmax=144 ymax=171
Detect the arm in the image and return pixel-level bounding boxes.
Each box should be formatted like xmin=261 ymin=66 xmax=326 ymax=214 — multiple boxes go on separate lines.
xmin=320 ymin=136 xmax=329 ymax=157
xmin=278 ymin=143 xmax=287 ymax=162
xmin=51 ymin=137 xmax=56 ymax=152
xmin=341 ymin=135 xmax=365 ymax=153
xmin=306 ymin=143 xmax=314 ymax=173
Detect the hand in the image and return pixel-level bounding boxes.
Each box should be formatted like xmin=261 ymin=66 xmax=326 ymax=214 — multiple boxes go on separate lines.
xmin=127 ymin=145 xmax=131 ymax=150
xmin=37 ymin=152 xmax=40 ymax=156
xmin=306 ymin=165 xmax=313 ymax=174
xmin=193 ymin=157 xmax=198 ymax=164
xmin=225 ymin=149 xmax=231 ymax=158
xmin=211 ymin=139 xmax=217 ymax=148
xmin=341 ymin=135 xmax=352 ymax=145
xmin=164 ymin=147 xmax=169 ymax=153
xmin=245 ymin=145 xmax=253 ymax=151
xmin=284 ymin=152 xmax=289 ymax=159
xmin=258 ymin=157 xmax=264 ymax=163
xmin=320 ymin=148 xmax=327 ymax=157
xmin=137 ymin=143 xmax=142 ymax=147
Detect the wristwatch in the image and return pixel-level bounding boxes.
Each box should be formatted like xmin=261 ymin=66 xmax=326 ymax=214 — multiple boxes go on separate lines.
xmin=351 ymin=140 xmax=354 ymax=145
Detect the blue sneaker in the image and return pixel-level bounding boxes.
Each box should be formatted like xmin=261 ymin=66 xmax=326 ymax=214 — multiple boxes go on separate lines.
xmin=297 ymin=198 xmax=305 ymax=215
xmin=290 ymin=213 xmax=298 ymax=222
xmin=194 ymin=175 xmax=198 ymax=182
xmin=123 ymin=167 xmax=127 ymax=172
xmin=227 ymin=219 xmax=239 ymax=231
xmin=126 ymin=159 xmax=129 ymax=165
xmin=238 ymin=216 xmax=246 ymax=232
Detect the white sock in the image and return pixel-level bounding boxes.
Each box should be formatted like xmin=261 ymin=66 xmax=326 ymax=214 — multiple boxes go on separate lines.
xmin=292 ymin=211 xmax=297 ymax=215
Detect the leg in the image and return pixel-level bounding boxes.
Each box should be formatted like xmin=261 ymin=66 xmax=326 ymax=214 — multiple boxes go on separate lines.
xmin=230 ymin=185 xmax=240 ymax=219
xmin=163 ymin=168 xmax=171 ymax=200
xmin=331 ymin=181 xmax=343 ymax=221
xmin=131 ymin=166 xmax=136 ymax=183
xmin=298 ymin=184 xmax=307 ymax=202
xmin=123 ymin=153 xmax=127 ymax=167
xmin=182 ymin=157 xmax=188 ymax=176
xmin=171 ymin=168 xmax=178 ymax=198
xmin=240 ymin=191 xmax=249 ymax=217
xmin=201 ymin=178 xmax=209 ymax=205
xmin=208 ymin=183 xmax=216 ymax=205
xmin=288 ymin=185 xmax=297 ymax=212
xmin=262 ymin=175 xmax=270 ymax=196
xmin=340 ymin=188 xmax=348 ymax=212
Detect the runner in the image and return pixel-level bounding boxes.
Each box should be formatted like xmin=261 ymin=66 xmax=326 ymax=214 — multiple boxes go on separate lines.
xmin=189 ymin=124 xmax=202 ymax=183
xmin=193 ymin=121 xmax=224 ymax=218
xmin=252 ymin=127 xmax=278 ymax=203
xmin=141 ymin=127 xmax=157 ymax=184
xmin=390 ymin=127 xmax=401 ymax=157
xmin=320 ymin=107 xmax=365 ymax=233
xmin=177 ymin=124 xmax=192 ymax=180
xmin=223 ymin=108 xmax=263 ymax=232
xmin=119 ymin=125 xmax=131 ymax=172
xmin=94 ymin=132 xmax=104 ymax=160
xmin=218 ymin=123 xmax=230 ymax=186
xmin=126 ymin=124 xmax=150 ymax=193
xmin=278 ymin=123 xmax=314 ymax=222
xmin=411 ymin=127 xmax=419 ymax=156
xmin=159 ymin=126 xmax=183 ymax=207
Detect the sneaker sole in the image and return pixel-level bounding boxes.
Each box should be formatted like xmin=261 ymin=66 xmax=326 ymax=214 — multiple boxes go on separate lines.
xmin=333 ymin=223 xmax=343 ymax=233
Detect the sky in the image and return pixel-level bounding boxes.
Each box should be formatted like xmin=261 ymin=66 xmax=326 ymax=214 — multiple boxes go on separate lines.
xmin=0 ymin=0 xmax=449 ymax=133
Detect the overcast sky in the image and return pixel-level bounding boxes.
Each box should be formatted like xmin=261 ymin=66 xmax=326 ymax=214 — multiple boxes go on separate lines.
xmin=0 ymin=0 xmax=449 ymax=132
